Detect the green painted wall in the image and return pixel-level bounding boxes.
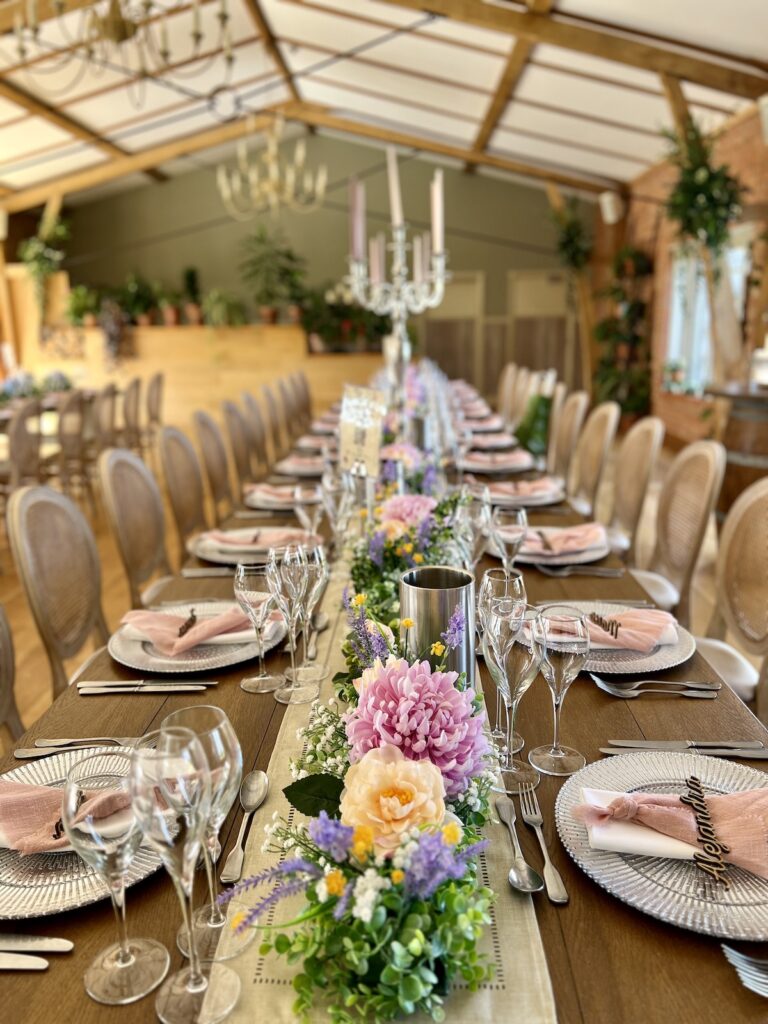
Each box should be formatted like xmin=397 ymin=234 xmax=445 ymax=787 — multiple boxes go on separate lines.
xmin=65 ymin=133 xmax=570 ymax=316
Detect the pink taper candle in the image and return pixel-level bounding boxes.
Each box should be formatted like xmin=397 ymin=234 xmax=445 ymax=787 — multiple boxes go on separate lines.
xmin=412 ymin=234 xmax=423 ymax=283
xmin=386 ymin=146 xmax=404 ymax=227
xmin=430 ymin=169 xmax=444 ymax=253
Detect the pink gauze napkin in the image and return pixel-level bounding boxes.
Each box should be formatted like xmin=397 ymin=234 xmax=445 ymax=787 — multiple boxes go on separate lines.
xmin=573 ymin=787 xmax=768 ymax=880
xmin=586 ymin=608 xmax=677 ymax=652
xmin=279 ymin=456 xmax=323 ymax=469
xmin=520 ymin=522 xmax=606 ymax=556
xmin=204 ymin=528 xmax=312 ymax=551
xmin=121 ymin=606 xmax=259 ymax=656
xmin=244 ymin=483 xmax=294 ymax=501
xmin=471 ymin=414 xmax=504 ymax=431
xmin=489 ymin=478 xmax=560 ymax=497
xmin=0 ymin=781 xmax=131 ymax=855
xmin=465 ymin=450 xmax=532 ymax=467
xmin=471 ymin=432 xmax=515 ymax=449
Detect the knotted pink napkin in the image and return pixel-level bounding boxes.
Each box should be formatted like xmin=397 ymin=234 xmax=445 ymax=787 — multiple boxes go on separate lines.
xmin=521 ymin=522 xmax=606 ymax=556
xmin=279 ymin=455 xmax=324 ymax=470
xmin=122 ymin=607 xmax=253 ymax=656
xmin=244 ymin=483 xmax=294 ymax=501
xmin=469 ymin=414 xmax=504 ymax=431
xmin=465 ymin=450 xmax=532 ymax=467
xmin=0 ymin=781 xmax=131 ymax=855
xmin=470 ymin=432 xmax=516 ymax=449
xmin=204 ymin=528 xmax=311 ymax=550
xmin=489 ymin=477 xmax=560 ymax=498
xmin=586 ymin=608 xmax=677 ymax=652
xmin=573 ymin=789 xmax=768 ymax=880
xmin=463 ymin=402 xmax=492 ymax=419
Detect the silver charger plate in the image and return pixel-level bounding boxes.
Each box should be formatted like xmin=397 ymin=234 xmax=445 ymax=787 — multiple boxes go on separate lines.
xmin=488 ymin=486 xmax=566 ymax=509
xmin=0 ymin=748 xmax=162 ymax=920
xmin=546 ymin=600 xmax=696 ymax=674
xmin=108 ymin=601 xmax=286 ymax=674
xmin=515 ymin=536 xmax=611 ymax=567
xmin=187 ymin=527 xmax=314 ymax=565
xmin=458 ymin=453 xmax=534 ymax=475
xmin=556 ymin=751 xmax=768 ymax=940
xmin=274 ymin=457 xmax=324 ymax=477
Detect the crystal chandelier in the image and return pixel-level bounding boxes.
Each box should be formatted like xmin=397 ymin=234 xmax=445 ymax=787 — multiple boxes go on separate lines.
xmin=11 ymin=0 xmax=235 ymax=105
xmin=216 ymin=113 xmax=328 ymax=220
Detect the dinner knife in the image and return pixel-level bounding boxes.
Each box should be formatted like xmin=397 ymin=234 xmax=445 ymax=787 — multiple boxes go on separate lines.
xmin=75 ymin=679 xmax=218 ymax=689
xmin=607 ymin=739 xmax=765 ymax=750
xmin=181 ymin=568 xmax=235 ymax=578
xmin=0 ymin=937 xmax=73 ymax=954
xmin=0 ymin=953 xmax=48 ymax=970
xmin=599 ymin=746 xmax=768 ymax=759
xmin=78 ymin=685 xmax=207 ymax=695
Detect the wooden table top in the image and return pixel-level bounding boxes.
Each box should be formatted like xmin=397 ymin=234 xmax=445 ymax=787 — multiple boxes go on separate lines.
xmin=1 ymin=507 xmax=767 ymax=1024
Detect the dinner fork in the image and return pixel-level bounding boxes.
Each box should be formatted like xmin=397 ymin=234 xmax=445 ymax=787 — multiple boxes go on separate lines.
xmin=518 ymin=784 xmax=568 ymax=904
xmin=532 ymin=564 xmax=625 ymax=578
xmin=722 ymin=945 xmax=768 ymax=997
xmin=589 ymin=672 xmax=721 ymax=692
xmin=592 ymin=677 xmax=718 ymax=699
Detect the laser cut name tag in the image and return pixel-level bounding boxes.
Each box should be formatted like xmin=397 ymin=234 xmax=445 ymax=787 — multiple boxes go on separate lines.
xmin=681 ymin=775 xmax=731 ymax=888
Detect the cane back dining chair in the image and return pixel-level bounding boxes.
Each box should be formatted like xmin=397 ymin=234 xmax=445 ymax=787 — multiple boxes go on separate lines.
xmin=695 ymin=477 xmax=768 ymax=711
xmin=194 ymin=410 xmax=235 ymax=523
xmin=98 ymin=449 xmax=173 ymax=608
xmin=7 ymin=486 xmax=109 ymax=696
xmin=261 ymin=383 xmax=288 ymax=462
xmin=159 ymin=426 xmax=209 ymax=563
xmin=222 ymin=400 xmax=254 ymax=495
xmin=52 ymin=389 xmax=95 ymax=511
xmin=568 ymin=400 xmax=621 ymax=517
xmin=0 ymin=397 xmax=47 ymax=495
xmin=0 ymin=604 xmax=23 ymax=742
xmin=277 ymin=377 xmax=301 ymax=442
xmin=604 ymin=416 xmax=665 ymax=559
xmin=241 ymin=391 xmax=271 ymax=477
xmin=547 ymin=390 xmax=588 ymax=481
xmin=496 ymin=363 xmax=517 ymax=425
xmin=507 ymin=366 xmax=530 ymax=428
xmin=289 ymin=372 xmax=311 ymax=431
xmin=143 ymin=371 xmax=164 ymax=451
xmin=121 ymin=376 xmax=143 ymax=453
xmin=630 ymin=439 xmax=726 ymax=629
xmin=545 ymin=382 xmax=567 ymax=471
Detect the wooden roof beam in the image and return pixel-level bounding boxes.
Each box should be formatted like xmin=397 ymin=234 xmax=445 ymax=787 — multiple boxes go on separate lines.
xmin=660 ymin=73 xmax=690 ymax=137
xmin=240 ymin=0 xmax=300 ymax=102
xmin=377 ymin=0 xmax=768 ymax=99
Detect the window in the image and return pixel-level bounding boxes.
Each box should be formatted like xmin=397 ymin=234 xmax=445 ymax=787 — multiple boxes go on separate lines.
xmin=665 ymin=224 xmax=754 ymax=394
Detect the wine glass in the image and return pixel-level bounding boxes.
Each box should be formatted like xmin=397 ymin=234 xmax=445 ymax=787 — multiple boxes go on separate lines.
xmin=321 ymin=471 xmax=353 ymax=562
xmin=478 ymin=568 xmax=526 ymax=753
xmin=458 ymin=494 xmax=491 ymax=571
xmin=234 ymin=564 xmax=284 ymax=693
xmin=489 ymin=603 xmax=543 ymax=791
xmin=490 ymin=507 xmax=529 ymax=573
xmin=293 ymin=484 xmax=323 ymax=538
xmin=130 ymin=727 xmax=240 ymax=1024
xmin=529 ymin=605 xmax=590 ymax=777
xmin=268 ymin=546 xmax=317 ymax=705
xmin=161 ymin=707 xmax=247 ymax=963
xmin=62 ymin=752 xmax=169 ymax=1006
xmin=285 ymin=545 xmax=329 ymax=686
xmin=455 ymin=425 xmax=474 ymax=484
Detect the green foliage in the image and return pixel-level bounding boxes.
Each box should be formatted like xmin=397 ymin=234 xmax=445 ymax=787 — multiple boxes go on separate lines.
xmin=664 ymin=117 xmax=744 ymax=261
xmin=66 ymin=284 xmax=101 ymax=325
xmin=283 ymin=774 xmax=344 ymax=818
xmin=183 ymin=266 xmax=201 ymax=304
xmin=202 ymin=288 xmax=247 ymax=327
xmin=239 ymin=224 xmax=305 ymax=309
xmin=301 ymin=285 xmax=391 ymax=352
xmin=155 ymin=285 xmax=181 ymax=309
xmin=119 ymin=272 xmax=156 ymax=320
xmin=553 ymin=198 xmax=592 ymax=273
xmin=18 ymin=218 xmax=70 ymax=318
xmin=593 ymin=245 xmax=653 ymax=415
xmin=514 ymin=395 xmax=552 ymax=456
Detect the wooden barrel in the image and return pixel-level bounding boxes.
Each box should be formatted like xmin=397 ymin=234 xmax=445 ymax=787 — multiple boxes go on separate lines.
xmin=707 ymin=385 xmax=768 ymax=519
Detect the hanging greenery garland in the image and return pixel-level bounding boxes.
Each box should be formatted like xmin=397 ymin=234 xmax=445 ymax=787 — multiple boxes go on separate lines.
xmin=553 ymin=197 xmax=593 ymax=273
xmin=664 ymin=118 xmax=745 ymax=262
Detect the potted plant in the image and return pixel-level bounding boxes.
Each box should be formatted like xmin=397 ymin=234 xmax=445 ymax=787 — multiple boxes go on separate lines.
xmin=240 ymin=225 xmax=290 ymax=323
xmin=119 ymin=272 xmax=156 ymax=325
xmin=182 ymin=267 xmax=202 ymax=324
xmin=300 ymin=285 xmax=390 ymax=352
xmin=201 ymin=288 xmax=247 ymax=327
xmin=18 ymin=217 xmax=70 ymax=321
xmin=66 ymin=283 xmax=101 ymax=326
xmin=156 ymin=286 xmax=182 ymax=326
xmin=279 ymin=243 xmax=307 ymax=323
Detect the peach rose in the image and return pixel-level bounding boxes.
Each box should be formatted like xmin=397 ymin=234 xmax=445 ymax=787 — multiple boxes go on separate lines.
xmin=379 ymin=518 xmax=408 ymax=541
xmin=339 ymin=744 xmax=445 ymax=853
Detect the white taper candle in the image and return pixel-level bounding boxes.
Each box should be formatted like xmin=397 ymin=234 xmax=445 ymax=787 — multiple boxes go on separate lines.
xmin=386 ymin=146 xmax=403 ymax=227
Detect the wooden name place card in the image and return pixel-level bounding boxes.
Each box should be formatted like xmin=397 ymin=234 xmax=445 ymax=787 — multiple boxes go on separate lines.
xmin=681 ymin=775 xmax=731 ymax=888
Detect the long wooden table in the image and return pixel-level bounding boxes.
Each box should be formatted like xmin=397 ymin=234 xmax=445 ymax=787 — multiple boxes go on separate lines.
xmin=1 ymin=507 xmax=767 ymax=1024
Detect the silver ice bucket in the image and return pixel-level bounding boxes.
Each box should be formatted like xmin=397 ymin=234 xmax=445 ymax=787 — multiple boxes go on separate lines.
xmin=399 ymin=565 xmax=475 ymax=684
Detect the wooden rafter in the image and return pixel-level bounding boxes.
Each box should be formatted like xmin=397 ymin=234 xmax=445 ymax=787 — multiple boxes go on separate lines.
xmin=377 ymin=0 xmax=768 ymax=99
xmin=240 ymin=0 xmax=300 ymax=102
xmin=467 ymin=0 xmax=553 ymax=165
xmin=660 ymin=74 xmax=690 ymax=137
xmin=0 ymin=100 xmax=624 ymax=213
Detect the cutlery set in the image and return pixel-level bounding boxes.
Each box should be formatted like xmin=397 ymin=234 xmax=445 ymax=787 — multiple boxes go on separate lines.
xmin=589 ymin=672 xmax=720 ymax=700
xmin=0 ymin=936 xmax=73 ymax=971
xmin=496 ymin=787 xmax=568 ymax=904
xmin=76 ymin=678 xmax=218 ymax=697
xmin=532 ymin=564 xmax=625 ymax=578
xmin=600 ymin=740 xmax=768 ymax=759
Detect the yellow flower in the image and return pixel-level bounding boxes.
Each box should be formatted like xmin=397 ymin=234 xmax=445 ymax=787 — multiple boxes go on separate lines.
xmin=442 ymin=821 xmax=462 ymax=846
xmin=412 ymin=552 xmax=424 ymax=564
xmin=401 ymin=618 xmax=415 ymax=630
xmin=230 ymin=911 xmax=247 ymax=932
xmin=390 ymin=869 xmax=405 ymax=885
xmin=359 ymin=508 xmax=368 ymax=519
xmin=351 ymin=824 xmax=375 ymax=861
xmin=430 ymin=641 xmax=446 ymax=657
xmin=325 ymin=869 xmax=346 ymax=897
xmin=352 ymin=593 xmax=367 ymax=607
xmin=395 ymin=546 xmax=403 ymax=557
xmin=402 ymin=542 xmax=413 ymax=554
xmin=374 ymin=506 xmax=383 ymax=518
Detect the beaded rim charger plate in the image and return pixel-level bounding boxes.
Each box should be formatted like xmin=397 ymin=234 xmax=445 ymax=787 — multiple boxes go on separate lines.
xmin=0 ymin=748 xmax=162 ymax=920
xmin=556 ymin=751 xmax=768 ymax=940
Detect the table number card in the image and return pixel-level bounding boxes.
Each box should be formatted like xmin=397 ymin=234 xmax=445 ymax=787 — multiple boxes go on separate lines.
xmin=339 ymin=385 xmax=387 ymax=476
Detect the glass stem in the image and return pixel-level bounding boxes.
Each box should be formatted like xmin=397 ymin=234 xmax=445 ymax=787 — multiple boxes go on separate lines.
xmin=204 ymin=834 xmax=225 ymax=926
xmin=551 ymin=689 xmax=563 ymax=755
xmin=506 ymin=697 xmax=517 ymax=760
xmin=288 ymin=618 xmax=298 ymax=686
xmin=172 ymin=876 xmax=206 ymax=991
xmin=255 ymin=621 xmax=266 ymax=677
xmin=300 ymin=611 xmax=310 ymax=667
xmin=109 ymin=876 xmax=133 ymax=967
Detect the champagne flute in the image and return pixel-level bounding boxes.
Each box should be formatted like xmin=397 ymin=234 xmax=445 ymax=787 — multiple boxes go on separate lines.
xmin=529 ymin=605 xmax=590 ymax=776
xmin=62 ymin=752 xmax=169 ymax=1006
xmin=321 ymin=471 xmax=352 ymax=562
xmin=130 ymin=727 xmax=240 ymax=1024
xmin=490 ymin=507 xmax=529 ymax=573
xmin=162 ymin=707 xmax=248 ymax=963
xmin=486 ymin=593 xmax=526 ymax=761
xmin=293 ymin=484 xmax=323 ymax=538
xmin=234 ymin=564 xmax=284 ymax=693
xmin=286 ymin=544 xmax=329 ymax=685
xmin=478 ymin=568 xmax=526 ymax=753
xmin=489 ymin=604 xmax=542 ymax=791
xmin=458 ymin=494 xmax=491 ymax=571
xmin=268 ymin=545 xmax=317 ymax=704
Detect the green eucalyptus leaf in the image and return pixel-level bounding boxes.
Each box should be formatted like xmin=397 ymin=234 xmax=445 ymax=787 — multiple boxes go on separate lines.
xmin=282 ymin=773 xmax=344 ymax=817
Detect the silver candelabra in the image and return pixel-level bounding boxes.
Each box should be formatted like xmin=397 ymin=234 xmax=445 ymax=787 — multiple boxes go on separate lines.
xmin=348 ymin=225 xmax=448 ymax=401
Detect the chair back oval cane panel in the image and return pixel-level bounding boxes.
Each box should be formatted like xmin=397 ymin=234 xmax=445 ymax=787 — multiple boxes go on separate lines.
xmin=194 ymin=410 xmax=234 ymax=515
xmin=222 ymin=400 xmax=253 ymax=492
xmin=612 ymin=416 xmax=665 ymax=548
xmin=159 ymin=426 xmax=208 ymax=552
xmin=569 ymin=401 xmax=621 ymax=513
xmin=549 ymin=390 xmax=588 ymax=481
xmin=0 ymin=605 xmax=23 ymax=740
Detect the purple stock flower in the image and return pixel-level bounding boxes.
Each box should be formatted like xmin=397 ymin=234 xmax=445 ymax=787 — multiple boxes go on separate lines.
xmin=308 ymin=811 xmax=353 ymax=862
xmin=405 ymin=832 xmax=488 ymax=900
xmin=421 ymin=463 xmax=437 ymax=495
xmin=381 ymin=459 xmax=398 ymax=484
xmin=441 ymin=605 xmax=466 ymax=651
xmin=416 ymin=514 xmax=434 ymax=551
xmin=332 ymin=882 xmax=353 ymax=920
xmin=368 ymin=530 xmax=386 ymax=568
xmin=236 ymin=877 xmax=310 ymax=932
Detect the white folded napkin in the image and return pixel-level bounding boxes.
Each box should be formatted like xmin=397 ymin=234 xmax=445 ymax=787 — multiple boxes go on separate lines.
xmin=579 ymin=787 xmax=696 ymax=860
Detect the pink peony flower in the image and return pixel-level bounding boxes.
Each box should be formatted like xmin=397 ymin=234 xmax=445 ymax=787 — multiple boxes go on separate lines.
xmin=344 ymin=658 xmax=489 ymax=798
xmin=380 ymin=443 xmax=424 ymax=470
xmin=379 ymin=494 xmax=437 ymax=528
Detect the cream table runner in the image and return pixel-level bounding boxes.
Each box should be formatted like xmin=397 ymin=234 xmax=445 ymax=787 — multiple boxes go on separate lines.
xmin=215 ymin=571 xmax=557 ymax=1023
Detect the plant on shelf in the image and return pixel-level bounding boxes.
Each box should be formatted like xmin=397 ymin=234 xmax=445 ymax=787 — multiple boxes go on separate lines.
xmin=301 ymin=284 xmax=391 ymax=353
xmin=280 ymin=242 xmax=308 ymax=323
xmin=182 ymin=266 xmax=203 ymax=324
xmin=201 ymin=288 xmax=247 ymax=327
xmin=119 ymin=271 xmax=156 ymax=325
xmin=66 ymin=283 xmax=101 ymax=326
xmin=593 ymin=245 xmax=654 ymax=418
xmin=18 ymin=217 xmax=70 ymax=321
xmin=156 ymin=285 xmax=182 ymax=326
xmin=664 ymin=117 xmax=745 ymax=265
xmin=239 ymin=224 xmax=292 ymax=323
